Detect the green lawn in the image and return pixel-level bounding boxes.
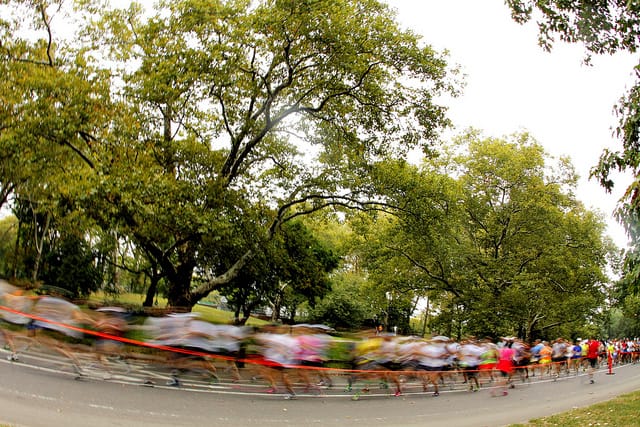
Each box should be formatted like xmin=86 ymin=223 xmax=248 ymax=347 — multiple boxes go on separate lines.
xmin=192 ymin=304 xmax=267 ymax=325
xmin=510 ymin=390 xmax=640 ymax=426
xmin=87 ymin=291 xmax=268 ymax=326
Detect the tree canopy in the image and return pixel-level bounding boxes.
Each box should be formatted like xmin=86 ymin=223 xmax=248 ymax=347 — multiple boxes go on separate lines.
xmin=1 ymin=0 xmax=456 ymax=309
xmin=505 ymin=0 xmax=640 ymax=295
xmin=353 ymin=132 xmax=612 ymax=340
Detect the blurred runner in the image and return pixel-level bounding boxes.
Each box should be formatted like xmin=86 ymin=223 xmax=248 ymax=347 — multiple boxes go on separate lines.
xmin=493 ymin=339 xmax=515 ymax=397
xmin=457 ymin=338 xmax=483 ymax=392
xmin=412 ymin=336 xmax=451 ymax=397
xmin=144 ymin=313 xmax=219 ymax=386
xmin=291 ymin=325 xmax=333 ymax=392
xmin=30 ymin=296 xmax=94 ymax=377
xmin=253 ymin=325 xmax=297 ymax=399
xmin=0 ymin=286 xmax=36 ymax=361
xmin=91 ymin=307 xmax=131 ymax=377
xmin=586 ymin=337 xmax=601 ymax=384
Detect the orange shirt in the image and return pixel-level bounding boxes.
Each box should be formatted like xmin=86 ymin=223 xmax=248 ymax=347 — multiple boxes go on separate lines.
xmin=540 ymin=345 xmax=552 ymax=363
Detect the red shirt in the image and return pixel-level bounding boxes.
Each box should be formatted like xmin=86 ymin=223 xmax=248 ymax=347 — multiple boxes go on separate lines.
xmin=587 ymin=340 xmax=600 ymax=359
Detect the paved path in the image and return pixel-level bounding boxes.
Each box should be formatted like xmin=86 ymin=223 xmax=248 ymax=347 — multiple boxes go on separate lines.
xmin=1 ymin=346 xmax=640 ymax=427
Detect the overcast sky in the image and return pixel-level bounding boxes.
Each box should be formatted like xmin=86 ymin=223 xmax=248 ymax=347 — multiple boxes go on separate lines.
xmin=386 ymin=0 xmax=638 ymax=248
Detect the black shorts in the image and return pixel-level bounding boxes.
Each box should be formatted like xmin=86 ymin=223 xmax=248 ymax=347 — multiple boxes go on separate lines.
xmin=417 ymin=365 xmax=445 ymax=372
xmin=299 ymin=360 xmax=323 ymax=368
xmin=462 ymin=365 xmax=479 ymax=377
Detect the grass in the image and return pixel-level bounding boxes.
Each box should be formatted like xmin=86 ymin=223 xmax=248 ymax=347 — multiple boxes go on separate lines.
xmin=86 ymin=291 xmax=268 ymax=326
xmin=510 ymin=390 xmax=640 ymax=426
xmin=192 ymin=304 xmax=267 ymax=326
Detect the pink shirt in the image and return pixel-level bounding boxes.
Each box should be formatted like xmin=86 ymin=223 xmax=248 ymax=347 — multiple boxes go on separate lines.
xmin=497 ymin=346 xmax=515 ymax=372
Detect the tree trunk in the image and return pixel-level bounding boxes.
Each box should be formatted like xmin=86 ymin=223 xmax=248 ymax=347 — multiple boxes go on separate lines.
xmin=167 ymin=291 xmax=194 ymax=312
xmin=12 ymin=218 xmax=21 ymax=279
xmin=240 ymin=305 xmax=252 ymax=325
xmin=421 ymin=297 xmax=430 ymax=337
xmin=164 ymin=257 xmax=197 ymax=310
xmin=143 ymin=274 xmax=160 ymax=307
xmin=271 ymin=297 xmax=281 ymax=322
xmin=111 ymin=228 xmax=120 ymax=292
xmin=30 ymin=210 xmax=51 ymax=283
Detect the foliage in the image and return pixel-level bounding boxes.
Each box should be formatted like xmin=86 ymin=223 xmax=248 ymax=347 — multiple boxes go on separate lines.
xmin=605 ymin=297 xmax=640 ymax=338
xmin=505 ymin=1 xmax=640 ymax=296
xmin=310 ymin=272 xmax=370 ymax=330
xmin=40 ymin=234 xmax=102 ymax=298
xmin=354 ymin=131 xmax=613 ymax=341
xmin=1 ymin=0 xmax=456 ymax=309
xmin=506 ymin=1 xmax=640 ymax=57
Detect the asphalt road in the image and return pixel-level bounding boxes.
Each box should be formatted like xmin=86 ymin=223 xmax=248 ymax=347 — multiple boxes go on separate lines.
xmin=1 ymin=348 xmax=640 ymax=427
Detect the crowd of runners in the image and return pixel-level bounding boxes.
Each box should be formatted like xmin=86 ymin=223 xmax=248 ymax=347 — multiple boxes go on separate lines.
xmin=1 ymin=281 xmax=638 ymax=400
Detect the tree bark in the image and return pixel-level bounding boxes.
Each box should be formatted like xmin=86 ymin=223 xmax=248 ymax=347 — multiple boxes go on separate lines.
xmin=143 ymin=274 xmax=159 ymax=307
xmin=30 ymin=210 xmax=50 ymax=283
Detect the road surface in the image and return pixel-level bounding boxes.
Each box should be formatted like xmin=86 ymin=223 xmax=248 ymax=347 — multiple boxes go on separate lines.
xmin=1 ymin=347 xmax=639 ymax=427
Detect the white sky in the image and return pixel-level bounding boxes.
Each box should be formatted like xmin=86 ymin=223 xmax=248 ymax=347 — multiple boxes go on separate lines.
xmin=386 ymin=0 xmax=637 ymax=249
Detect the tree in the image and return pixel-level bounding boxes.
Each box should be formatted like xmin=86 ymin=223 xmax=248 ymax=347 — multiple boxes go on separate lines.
xmin=310 ymin=271 xmax=370 ymax=330
xmin=453 ymin=132 xmax=611 ymax=340
xmin=610 ymin=296 xmax=640 ymax=337
xmin=218 ymin=219 xmax=339 ymax=324
xmin=352 ymin=210 xmax=440 ymax=335
xmin=40 ymin=233 xmax=102 ymax=298
xmin=0 ymin=215 xmax=18 ymax=277
xmin=1 ymin=0 xmax=116 ymax=286
xmin=1 ymin=0 xmax=456 ymax=309
xmin=269 ymin=220 xmax=340 ymax=323
xmin=356 ymin=131 xmax=612 ymax=340
xmin=505 ymin=1 xmax=640 ymax=293
xmin=506 ymin=1 xmax=640 ymax=57
xmin=350 ymin=153 xmax=471 ymax=336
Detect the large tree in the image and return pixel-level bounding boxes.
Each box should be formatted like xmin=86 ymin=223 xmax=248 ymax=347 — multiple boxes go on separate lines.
xmin=357 ymin=132 xmax=612 ymax=340
xmin=1 ymin=0 xmax=456 ymax=308
xmin=1 ymin=0 xmax=116 ymax=285
xmin=505 ymin=1 xmax=640 ymax=294
xmin=455 ymin=133 xmax=611 ymax=340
